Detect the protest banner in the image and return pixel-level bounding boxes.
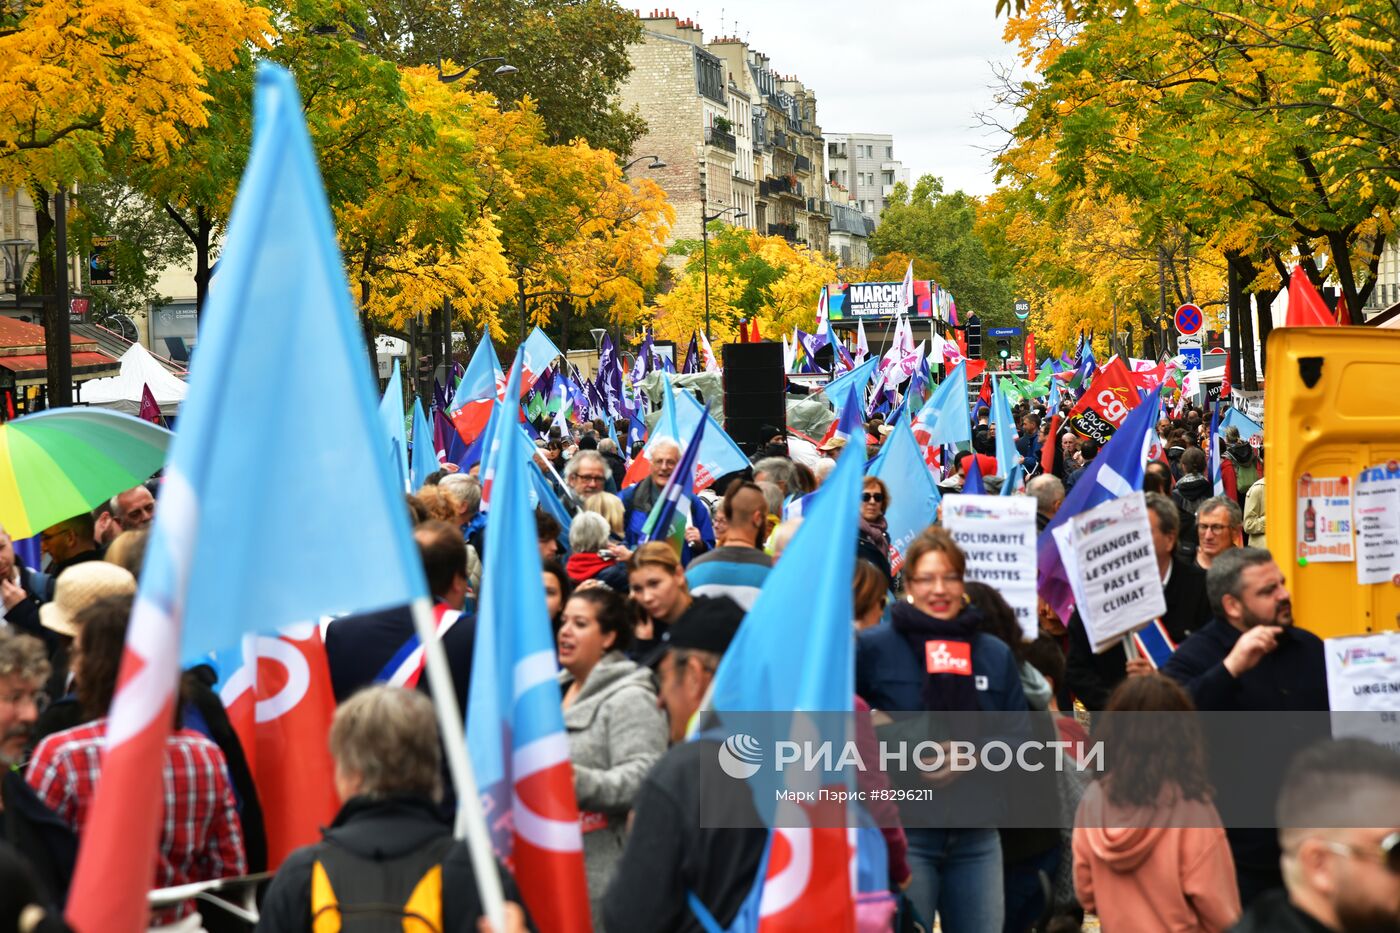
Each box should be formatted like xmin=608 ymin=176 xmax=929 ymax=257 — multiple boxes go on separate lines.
xmin=942 ymin=494 xmax=1038 ymax=641
xmin=1325 ymin=631 xmax=1400 ymax=748
xmin=1058 ymin=491 xmax=1166 ymax=653
xmin=1354 ymin=462 xmax=1400 ymax=585
xmin=1065 ymin=356 xmax=1140 ymax=445
xmin=1297 ymin=475 xmax=1354 ymax=563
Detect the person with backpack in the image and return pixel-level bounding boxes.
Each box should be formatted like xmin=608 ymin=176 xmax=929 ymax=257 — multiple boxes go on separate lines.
xmin=1219 ymin=426 xmax=1259 ymax=508
xmin=1172 ymin=447 xmax=1214 ymax=551
xmin=255 ymin=686 xmax=527 ymax=932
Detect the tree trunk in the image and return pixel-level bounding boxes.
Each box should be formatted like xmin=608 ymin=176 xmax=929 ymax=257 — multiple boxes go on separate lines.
xmin=1225 ymin=254 xmax=1246 ymax=392
xmin=1256 ymin=290 xmax=1276 ymax=379
xmin=517 ymin=277 xmax=528 ymax=344
xmin=558 ymin=300 xmax=571 ymax=357
xmin=1235 ymin=256 xmax=1258 ymax=392
xmin=193 ymin=207 xmax=211 ymax=319
xmin=40 ymin=189 xmax=74 ymax=409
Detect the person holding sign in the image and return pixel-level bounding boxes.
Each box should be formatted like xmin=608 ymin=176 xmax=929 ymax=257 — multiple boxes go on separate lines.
xmin=1162 ymin=548 xmax=1329 ymax=907
xmin=1066 ymin=494 xmax=1212 ymax=711
xmin=856 ymin=528 xmax=1029 ymax=933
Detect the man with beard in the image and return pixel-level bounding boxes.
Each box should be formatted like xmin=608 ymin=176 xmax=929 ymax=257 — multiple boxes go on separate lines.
xmin=621 ymin=439 xmax=714 ymax=564
xmin=1164 ymin=548 xmax=1328 ymax=907
xmin=1232 ymin=738 xmax=1400 ymax=933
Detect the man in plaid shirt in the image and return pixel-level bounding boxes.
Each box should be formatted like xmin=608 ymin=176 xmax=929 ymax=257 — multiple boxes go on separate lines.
xmin=25 ymin=596 xmax=246 ymax=928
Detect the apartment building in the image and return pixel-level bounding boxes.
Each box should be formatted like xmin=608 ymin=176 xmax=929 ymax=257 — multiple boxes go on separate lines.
xmin=823 ymin=132 xmax=910 ymax=225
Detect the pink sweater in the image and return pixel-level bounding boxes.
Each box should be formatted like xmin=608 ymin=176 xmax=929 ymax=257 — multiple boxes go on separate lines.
xmin=1072 ymin=782 xmax=1241 ymax=932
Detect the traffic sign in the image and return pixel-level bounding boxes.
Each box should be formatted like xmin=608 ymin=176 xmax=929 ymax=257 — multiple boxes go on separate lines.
xmin=1174 ymin=303 xmax=1204 ymax=336
xmin=1013 ymin=299 xmax=1030 ymax=321
xmin=1177 ymin=332 xmax=1202 ymax=349
xmin=1180 ymin=348 xmax=1203 ymax=371
xmin=1207 ymin=347 xmax=1226 ymax=355
xmin=989 ymin=326 xmax=1023 ymax=338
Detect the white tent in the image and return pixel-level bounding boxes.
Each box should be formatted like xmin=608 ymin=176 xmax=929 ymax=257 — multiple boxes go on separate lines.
xmin=80 ymin=342 xmax=188 ymax=416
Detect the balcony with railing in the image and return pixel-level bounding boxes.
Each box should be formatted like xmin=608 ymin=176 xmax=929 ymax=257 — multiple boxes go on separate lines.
xmin=705 ymin=126 xmax=737 ymax=153
xmin=772 ymin=129 xmax=793 ymax=151
xmin=762 ymin=175 xmax=804 ymax=198
xmin=794 ymin=154 xmax=812 ymax=173
xmin=768 ymin=222 xmax=798 ymax=241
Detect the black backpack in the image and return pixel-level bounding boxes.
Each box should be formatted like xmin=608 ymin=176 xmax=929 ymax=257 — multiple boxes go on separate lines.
xmin=309 ymin=834 xmax=461 ymax=932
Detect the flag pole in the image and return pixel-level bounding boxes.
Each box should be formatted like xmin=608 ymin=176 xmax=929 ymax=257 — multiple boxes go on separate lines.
xmin=410 ymin=595 xmax=507 ymax=930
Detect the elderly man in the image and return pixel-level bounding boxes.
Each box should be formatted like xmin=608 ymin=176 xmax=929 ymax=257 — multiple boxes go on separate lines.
xmin=602 ymin=598 xmax=764 ymax=933
xmin=0 ymin=526 xmax=47 ymax=641
xmin=110 ymin=485 xmax=156 ymax=532
xmin=0 ymin=629 xmax=74 ymax=908
xmin=565 ymin=449 xmax=613 ymax=499
xmin=255 ymin=686 xmax=526 ymax=932
xmin=1233 ymin=738 xmax=1400 ymax=932
xmin=1194 ymin=495 xmax=1243 ymax=570
xmin=1026 ymin=474 xmax=1065 ymax=534
xmin=620 ymin=439 xmax=714 ymax=564
xmin=38 ymin=514 xmax=102 ymax=596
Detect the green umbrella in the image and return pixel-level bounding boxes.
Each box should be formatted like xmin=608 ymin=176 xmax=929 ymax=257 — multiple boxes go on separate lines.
xmin=0 ymin=408 xmax=173 ymax=539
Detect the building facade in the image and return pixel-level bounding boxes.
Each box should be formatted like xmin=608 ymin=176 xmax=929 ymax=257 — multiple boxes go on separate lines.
xmin=823 ymin=132 xmax=910 ymax=224
xmin=620 ymin=11 xmax=831 ymax=258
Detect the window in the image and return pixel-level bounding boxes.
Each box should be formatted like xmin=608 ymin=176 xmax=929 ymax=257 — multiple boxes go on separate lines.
xmin=695 ymin=50 xmax=725 ymax=104
xmin=885 ymin=146 xmax=893 ymax=159
xmin=882 ymin=171 xmax=894 ymax=185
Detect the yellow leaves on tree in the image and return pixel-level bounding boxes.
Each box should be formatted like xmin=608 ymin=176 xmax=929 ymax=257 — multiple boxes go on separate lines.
xmin=0 ymin=0 xmax=271 ymax=184
xmin=652 ymin=225 xmax=835 ymax=348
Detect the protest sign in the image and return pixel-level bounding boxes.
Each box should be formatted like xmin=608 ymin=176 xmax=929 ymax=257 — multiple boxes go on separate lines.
xmin=1354 ymin=462 xmax=1400 ymax=585
xmin=1297 ymin=475 xmax=1354 ymax=563
xmin=1325 ymin=632 xmax=1400 ymax=748
xmin=942 ymin=494 xmax=1038 ymax=641
xmin=1063 ymin=492 xmax=1166 ymax=653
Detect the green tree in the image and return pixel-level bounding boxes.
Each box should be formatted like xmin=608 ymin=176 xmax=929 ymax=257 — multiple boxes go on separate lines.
xmin=359 ymin=0 xmax=645 ymax=153
xmin=869 ymin=176 xmax=1017 ymax=329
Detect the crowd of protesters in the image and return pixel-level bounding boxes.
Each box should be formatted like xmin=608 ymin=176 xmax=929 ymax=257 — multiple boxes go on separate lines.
xmin=0 ymin=385 xmax=1395 ymax=933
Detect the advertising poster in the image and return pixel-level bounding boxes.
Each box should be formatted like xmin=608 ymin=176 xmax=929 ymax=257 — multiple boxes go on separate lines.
xmin=1354 ymin=461 xmax=1400 ymax=585
xmin=1297 ymin=475 xmax=1354 ymax=563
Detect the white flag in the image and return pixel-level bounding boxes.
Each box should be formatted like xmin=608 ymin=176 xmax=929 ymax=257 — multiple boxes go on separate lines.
xmin=901 ymin=259 xmax=915 ymax=312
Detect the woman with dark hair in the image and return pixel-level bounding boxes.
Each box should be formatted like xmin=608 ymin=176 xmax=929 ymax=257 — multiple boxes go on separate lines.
xmin=857 ymin=476 xmax=893 ymax=585
xmin=542 ymin=559 xmax=573 ymax=633
xmin=1073 ymin=674 xmax=1240 ymax=932
xmin=852 ymin=558 xmax=889 ymax=630
xmin=557 ymin=587 xmax=667 ymax=929
xmin=855 ymin=528 xmax=1029 ymax=932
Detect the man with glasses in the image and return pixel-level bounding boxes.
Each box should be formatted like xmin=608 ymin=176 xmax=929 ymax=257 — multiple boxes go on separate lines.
xmin=0 ymin=628 xmax=74 ymax=908
xmin=38 ymin=513 xmax=103 ymax=598
xmin=565 ymin=450 xmax=614 ymax=499
xmin=1232 ymin=738 xmax=1400 ymax=932
xmin=1194 ymin=496 xmax=1243 ymax=571
xmin=620 ymin=439 xmax=714 ymax=565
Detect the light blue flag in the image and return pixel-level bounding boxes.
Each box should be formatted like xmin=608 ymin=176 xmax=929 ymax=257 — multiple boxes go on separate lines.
xmin=709 ymin=436 xmax=863 ymax=712
xmin=648 ymin=376 xmax=749 ymax=488
xmin=1221 ymin=407 xmax=1262 ymax=442
xmin=913 ymin=360 xmax=971 ymax=449
xmin=449 ymin=332 xmax=504 ymax=411
xmin=466 ymin=348 xmax=587 ymax=896
xmin=821 ymin=356 xmax=879 ymax=413
xmin=410 ymin=396 xmax=441 ymax=490
xmin=868 ymin=417 xmax=941 ymax=576
xmin=991 ymin=376 xmax=1021 ymax=482
xmin=380 ymin=359 xmax=410 ymax=491
xmin=520 ymin=326 xmax=563 ymax=389
xmin=156 ymin=63 xmax=428 ymax=667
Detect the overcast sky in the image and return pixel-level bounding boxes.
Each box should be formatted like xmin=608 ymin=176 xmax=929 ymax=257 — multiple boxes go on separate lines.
xmin=649 ymin=0 xmax=1025 ymax=195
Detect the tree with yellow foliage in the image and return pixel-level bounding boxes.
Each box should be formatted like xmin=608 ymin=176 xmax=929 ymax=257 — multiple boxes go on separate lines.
xmin=0 ymin=0 xmax=271 ymax=183
xmin=652 ymin=224 xmax=837 ymax=346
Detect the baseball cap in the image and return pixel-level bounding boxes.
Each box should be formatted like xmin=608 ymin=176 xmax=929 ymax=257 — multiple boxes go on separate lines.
xmin=41 ymin=561 xmax=137 ymax=638
xmin=643 ymin=595 xmax=745 ymax=668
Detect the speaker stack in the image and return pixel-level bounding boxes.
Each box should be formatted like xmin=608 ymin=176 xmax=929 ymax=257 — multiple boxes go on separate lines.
xmin=722 ymin=342 xmax=787 ymax=456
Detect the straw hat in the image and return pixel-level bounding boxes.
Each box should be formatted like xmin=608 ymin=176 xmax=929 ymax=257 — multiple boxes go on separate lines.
xmin=40 ymin=562 xmax=137 ymax=638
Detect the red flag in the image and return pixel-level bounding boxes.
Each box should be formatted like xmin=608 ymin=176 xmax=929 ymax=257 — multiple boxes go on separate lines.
xmin=1285 ymin=265 xmax=1338 ymax=327
xmin=66 ymin=605 xmax=179 ymax=931
xmin=1337 ymin=292 xmax=1352 ymax=325
xmin=750 ymin=317 xmax=762 ymax=343
xmin=620 ymin=448 xmax=652 ymax=488
xmin=977 ymin=373 xmax=992 ymax=408
xmin=1066 ymin=356 xmax=1139 ymax=444
xmin=757 ymin=818 xmax=855 ymax=932
xmin=139 ymin=383 xmax=162 ymax=426
xmin=965 ymin=359 xmax=987 ymax=383
xmin=1220 ymin=351 xmax=1232 ymax=401
xmin=220 ymin=627 xmax=340 ymax=868
xmin=1025 ymin=333 xmax=1037 ymax=380
xmin=956 ymin=330 xmax=968 ymax=359
xmin=1040 ymin=412 xmax=1064 ymax=475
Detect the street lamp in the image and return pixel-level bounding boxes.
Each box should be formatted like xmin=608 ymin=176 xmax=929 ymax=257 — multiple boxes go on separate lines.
xmin=622 ymin=155 xmax=667 ymax=172
xmin=436 ymin=56 xmax=518 ymax=84
xmin=701 ymin=206 xmax=746 ymax=340
xmin=0 ymin=239 xmax=36 ymax=305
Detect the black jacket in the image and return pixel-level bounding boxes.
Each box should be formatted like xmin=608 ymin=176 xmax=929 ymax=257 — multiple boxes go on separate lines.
xmin=1229 ymin=889 xmax=1332 ymax=933
xmin=324 ymin=604 xmax=475 ymax=716
xmin=255 ymin=796 xmax=521 ymax=932
xmin=1066 ymin=558 xmax=1214 ymax=711
xmin=1162 ymin=619 xmax=1329 ymax=878
xmin=602 ymin=740 xmax=767 ymax=933
xmin=601 ymin=451 xmax=627 ymax=490
xmin=1 ymin=769 xmax=76 ymax=909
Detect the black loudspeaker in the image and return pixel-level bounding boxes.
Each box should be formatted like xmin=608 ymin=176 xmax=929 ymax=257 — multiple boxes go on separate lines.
xmin=723 ymin=342 xmax=787 ymax=457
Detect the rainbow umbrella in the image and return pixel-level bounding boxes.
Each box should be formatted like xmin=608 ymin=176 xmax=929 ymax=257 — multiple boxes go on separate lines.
xmin=0 ymin=408 xmax=173 ymax=539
